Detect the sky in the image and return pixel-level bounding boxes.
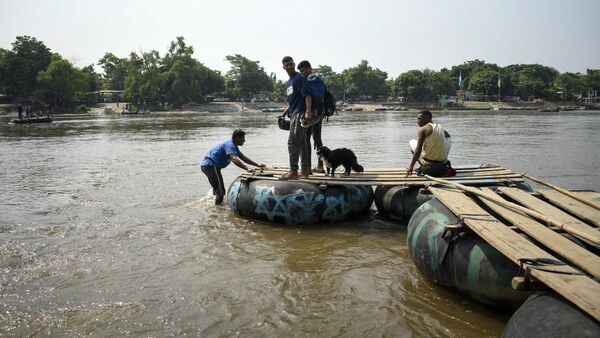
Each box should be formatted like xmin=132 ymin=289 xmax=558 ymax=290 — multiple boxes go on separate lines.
xmin=1 ymin=0 xmax=599 ymax=81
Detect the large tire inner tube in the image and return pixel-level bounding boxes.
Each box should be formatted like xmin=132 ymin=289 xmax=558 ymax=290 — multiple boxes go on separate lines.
xmin=227 ymin=177 xmax=374 ymax=225
xmin=407 ymin=198 xmax=531 ymax=309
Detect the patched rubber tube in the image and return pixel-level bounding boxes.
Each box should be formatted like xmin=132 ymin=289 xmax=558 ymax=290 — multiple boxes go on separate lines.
xmin=374 ymin=185 xmax=433 ymax=223
xmin=407 ymin=198 xmax=531 ymax=309
xmin=503 ymin=292 xmax=600 ymax=337
xmin=227 ymin=177 xmax=374 ymax=225
xmin=375 ymin=182 xmax=532 ymax=224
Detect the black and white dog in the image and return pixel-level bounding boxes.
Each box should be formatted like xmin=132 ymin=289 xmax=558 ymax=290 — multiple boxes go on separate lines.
xmin=316 ymin=146 xmax=364 ymax=177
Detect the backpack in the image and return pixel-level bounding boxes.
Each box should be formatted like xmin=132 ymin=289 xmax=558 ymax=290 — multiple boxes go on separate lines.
xmin=323 ymin=90 xmax=337 ymax=118
xmin=306 ymin=74 xmax=337 ymax=121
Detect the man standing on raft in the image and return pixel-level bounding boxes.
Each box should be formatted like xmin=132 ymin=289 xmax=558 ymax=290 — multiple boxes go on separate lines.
xmin=297 ymin=60 xmax=327 ymax=173
xmin=279 ymin=56 xmax=313 ymax=179
xmin=201 ymin=130 xmax=266 ymax=205
xmin=406 ymin=110 xmax=453 ymax=177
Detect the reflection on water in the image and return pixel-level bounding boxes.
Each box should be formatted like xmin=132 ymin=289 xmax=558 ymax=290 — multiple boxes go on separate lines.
xmin=0 ymin=110 xmax=598 ymax=336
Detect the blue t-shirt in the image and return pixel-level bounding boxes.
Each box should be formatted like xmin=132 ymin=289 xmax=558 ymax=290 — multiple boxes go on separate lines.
xmin=306 ymin=74 xmax=326 ymax=104
xmin=286 ymin=72 xmax=310 ymax=117
xmin=201 ymin=138 xmax=242 ymax=169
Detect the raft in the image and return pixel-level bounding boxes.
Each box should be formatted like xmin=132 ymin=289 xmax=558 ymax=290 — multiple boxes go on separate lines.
xmin=411 ymin=182 xmax=600 ymax=323
xmin=227 ymin=176 xmax=374 ymax=225
xmin=375 ymin=165 xmax=531 ymax=222
xmin=503 ymin=292 xmax=600 ymax=337
xmin=407 ymin=198 xmax=531 ymax=309
xmin=11 ymin=117 xmax=53 ymax=124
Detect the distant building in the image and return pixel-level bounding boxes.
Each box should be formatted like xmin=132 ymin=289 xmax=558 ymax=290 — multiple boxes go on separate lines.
xmin=93 ymin=90 xmax=124 ymax=102
xmin=455 ymin=90 xmax=480 ymax=101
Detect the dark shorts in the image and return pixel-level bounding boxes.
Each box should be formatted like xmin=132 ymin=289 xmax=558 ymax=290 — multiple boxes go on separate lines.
xmin=417 ymin=160 xmax=452 ymax=177
xmin=201 ymin=165 xmax=225 ymax=197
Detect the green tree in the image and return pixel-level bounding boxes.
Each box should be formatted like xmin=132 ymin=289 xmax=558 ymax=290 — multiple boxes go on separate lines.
xmin=393 ymin=70 xmax=429 ymax=101
xmin=0 ymin=48 xmax=9 ymax=93
xmin=123 ymin=50 xmax=163 ymax=104
xmin=269 ymin=80 xmax=287 ymax=102
xmin=583 ymin=69 xmax=600 ymax=99
xmin=80 ymin=65 xmax=102 ymax=92
xmin=314 ymin=65 xmax=335 ymax=79
xmin=503 ymin=64 xmax=558 ymax=100
xmin=468 ymin=69 xmax=500 ymax=100
xmin=161 ymin=37 xmax=225 ymax=107
xmin=425 ymin=69 xmax=455 ymax=98
xmin=342 ymin=60 xmax=388 ymax=99
xmin=35 ymin=54 xmax=84 ymax=107
xmin=225 ymin=54 xmax=273 ymax=98
xmin=3 ymin=36 xmax=52 ymax=99
xmin=314 ymin=65 xmax=345 ymax=99
xmin=162 ymin=36 xmax=195 ymax=71
xmin=554 ymin=72 xmax=585 ymax=101
xmin=164 ymin=59 xmax=195 ymax=106
xmin=98 ymin=52 xmax=128 ymax=90
xmin=450 ymin=59 xmax=498 ymax=90
xmin=194 ymin=63 xmax=225 ymax=98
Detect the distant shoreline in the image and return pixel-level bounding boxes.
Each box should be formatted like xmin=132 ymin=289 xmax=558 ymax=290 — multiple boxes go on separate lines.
xmin=1 ymin=100 xmax=597 ymax=115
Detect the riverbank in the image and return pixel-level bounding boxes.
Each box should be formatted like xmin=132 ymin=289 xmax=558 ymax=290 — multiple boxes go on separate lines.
xmin=347 ymin=100 xmax=598 ymax=112
xmin=3 ymin=100 xmax=598 ymax=115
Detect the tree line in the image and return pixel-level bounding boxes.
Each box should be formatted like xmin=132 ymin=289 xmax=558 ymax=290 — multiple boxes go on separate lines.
xmin=1 ymin=35 xmax=599 ymax=108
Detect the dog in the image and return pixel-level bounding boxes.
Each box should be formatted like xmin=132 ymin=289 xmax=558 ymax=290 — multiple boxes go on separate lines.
xmin=316 ymin=146 xmax=364 ymax=177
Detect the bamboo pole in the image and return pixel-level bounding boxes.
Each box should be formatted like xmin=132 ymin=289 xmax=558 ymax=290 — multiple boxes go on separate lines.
xmin=424 ymin=175 xmax=600 ymax=247
xmin=524 ymin=174 xmax=600 ymax=211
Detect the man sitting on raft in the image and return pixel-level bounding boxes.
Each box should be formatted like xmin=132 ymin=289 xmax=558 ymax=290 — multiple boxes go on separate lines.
xmin=406 ymin=110 xmax=454 ymax=177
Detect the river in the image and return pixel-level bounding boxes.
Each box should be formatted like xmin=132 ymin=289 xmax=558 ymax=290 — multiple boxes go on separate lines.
xmin=1 ymin=109 xmax=599 ymax=336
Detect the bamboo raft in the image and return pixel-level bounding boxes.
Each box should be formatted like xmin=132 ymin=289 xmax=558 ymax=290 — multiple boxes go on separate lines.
xmin=244 ymin=164 xmax=526 ymax=186
xmin=423 ymin=176 xmax=600 ymax=322
xmin=241 ymin=164 xmax=600 ymax=321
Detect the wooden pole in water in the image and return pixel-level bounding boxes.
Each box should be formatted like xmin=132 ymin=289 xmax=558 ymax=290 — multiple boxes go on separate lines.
xmin=524 ymin=174 xmax=600 ymax=211
xmin=424 ymin=175 xmax=600 ymax=247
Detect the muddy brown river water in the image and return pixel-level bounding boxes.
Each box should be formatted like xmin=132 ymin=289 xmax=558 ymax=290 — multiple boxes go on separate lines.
xmin=1 ymin=109 xmax=599 ymax=336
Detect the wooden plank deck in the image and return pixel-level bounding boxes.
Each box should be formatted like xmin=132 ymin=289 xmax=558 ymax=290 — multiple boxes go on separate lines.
xmin=254 ymin=172 xmax=522 ymax=182
xmin=429 ymin=187 xmax=600 ymax=321
xmin=537 ymin=189 xmax=600 ymax=227
xmin=480 ymin=188 xmax=600 ymax=278
xmin=258 ymin=169 xmax=517 ymax=179
xmin=499 ymin=187 xmax=600 ymax=247
xmin=245 ymin=164 xmax=525 ymax=187
xmin=572 ymin=191 xmax=600 ymax=208
xmin=264 ymin=163 xmax=503 ymax=174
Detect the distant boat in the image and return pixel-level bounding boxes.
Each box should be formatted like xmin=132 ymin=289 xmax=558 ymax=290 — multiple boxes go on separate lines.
xmin=261 ymin=108 xmax=284 ymax=113
xmin=11 ymin=116 xmax=53 ymax=124
xmin=560 ymin=105 xmax=584 ymax=111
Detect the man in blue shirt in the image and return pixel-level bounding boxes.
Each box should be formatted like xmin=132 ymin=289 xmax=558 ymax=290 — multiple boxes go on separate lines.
xmin=297 ymin=60 xmax=326 ymax=173
xmin=201 ymin=130 xmax=265 ymax=205
xmin=279 ymin=56 xmax=313 ymax=179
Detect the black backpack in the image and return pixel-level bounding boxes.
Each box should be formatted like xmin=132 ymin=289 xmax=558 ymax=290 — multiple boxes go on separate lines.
xmin=323 ymin=90 xmax=337 ymax=118
xmin=306 ymin=74 xmax=336 ymax=120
